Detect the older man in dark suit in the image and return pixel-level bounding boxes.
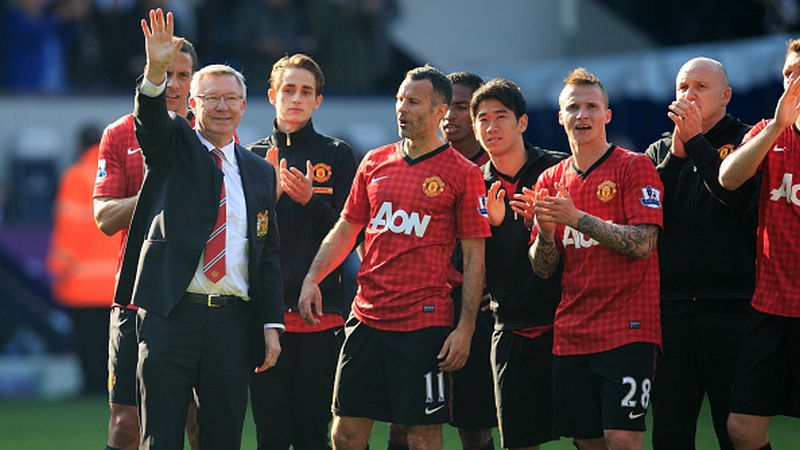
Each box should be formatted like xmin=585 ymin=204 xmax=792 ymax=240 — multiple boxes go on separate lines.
xmin=116 ymin=9 xmax=283 ymax=449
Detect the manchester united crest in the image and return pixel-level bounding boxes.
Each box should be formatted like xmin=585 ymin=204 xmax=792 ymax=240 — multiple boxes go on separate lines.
xmin=596 ymin=180 xmax=617 ymax=202
xmin=311 ymin=162 xmax=332 ymax=183
xmin=422 ymin=175 xmax=445 ymax=197
xmin=718 ymin=144 xmax=734 ymax=160
xmin=256 ymin=210 xmax=269 ymax=237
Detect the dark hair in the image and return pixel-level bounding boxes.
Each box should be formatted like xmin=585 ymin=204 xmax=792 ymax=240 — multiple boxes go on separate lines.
xmin=447 ymin=71 xmax=484 ymax=94
xmin=406 ymin=64 xmax=452 ymax=106
xmin=561 ymin=67 xmax=609 ymax=106
xmin=179 ymin=39 xmax=198 ymax=71
xmin=270 ymin=53 xmax=325 ymax=96
xmin=470 ymin=78 xmax=527 ymax=120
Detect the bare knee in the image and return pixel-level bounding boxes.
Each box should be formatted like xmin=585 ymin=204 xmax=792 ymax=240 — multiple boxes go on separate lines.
xmin=332 ymin=416 xmax=373 ymax=450
xmin=573 ymin=437 xmax=608 ymax=450
xmin=603 ymin=430 xmax=642 ymax=450
xmin=108 ymin=403 xmax=139 ymax=449
xmin=389 ymin=423 xmax=410 ymax=445
xmin=727 ymin=413 xmax=770 ymax=450
xmin=406 ymin=424 xmax=442 ymax=450
xmin=457 ymin=427 xmax=493 ymax=449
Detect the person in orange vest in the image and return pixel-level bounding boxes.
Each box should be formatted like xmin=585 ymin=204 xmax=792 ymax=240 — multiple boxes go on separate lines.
xmin=47 ymin=125 xmax=121 ymax=395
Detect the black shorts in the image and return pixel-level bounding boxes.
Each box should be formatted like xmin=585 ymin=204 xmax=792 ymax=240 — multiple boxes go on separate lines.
xmin=491 ymin=329 xmax=554 ymax=448
xmin=553 ymin=342 xmax=656 ymax=439
xmin=332 ymin=316 xmax=450 ymax=425
xmin=250 ymin=327 xmax=343 ymax=450
xmin=450 ymin=310 xmax=496 ymax=429
xmin=108 ymin=307 xmax=138 ymax=406
xmin=730 ymin=310 xmax=800 ymax=417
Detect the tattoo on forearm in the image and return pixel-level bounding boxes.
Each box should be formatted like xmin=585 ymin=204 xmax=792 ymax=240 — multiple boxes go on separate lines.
xmin=530 ymin=236 xmax=559 ymax=279
xmin=575 ymin=214 xmax=658 ymax=258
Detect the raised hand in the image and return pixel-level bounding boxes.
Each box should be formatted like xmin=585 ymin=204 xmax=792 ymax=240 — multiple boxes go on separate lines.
xmin=280 ymin=159 xmax=314 ymax=206
xmin=668 ymin=98 xmax=703 ymax=146
xmin=264 ymin=147 xmax=283 ymax=200
xmin=140 ymin=8 xmax=185 ymax=84
xmin=510 ymin=187 xmax=536 ymax=229
xmin=774 ymin=73 xmax=800 ymax=129
xmin=486 ymin=181 xmax=506 ymax=226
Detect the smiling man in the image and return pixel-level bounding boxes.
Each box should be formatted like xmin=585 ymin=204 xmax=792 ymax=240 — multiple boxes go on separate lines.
xmin=528 ymin=68 xmax=663 ymax=450
xmin=93 ymin=30 xmax=199 ymax=450
xmin=298 ymin=65 xmax=490 ymax=450
xmin=120 ymin=9 xmax=284 ymax=449
xmin=247 ymin=54 xmax=357 ymax=450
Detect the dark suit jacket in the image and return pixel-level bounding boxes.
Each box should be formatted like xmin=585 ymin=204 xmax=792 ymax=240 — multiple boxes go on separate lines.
xmin=115 ymin=86 xmax=284 ymax=366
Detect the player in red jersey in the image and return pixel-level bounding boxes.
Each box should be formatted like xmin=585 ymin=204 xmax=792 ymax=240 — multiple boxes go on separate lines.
xmin=529 ymin=68 xmax=662 ymax=450
xmin=719 ymin=39 xmax=800 ymax=450
xmin=388 ymin=70 xmax=497 ymax=450
xmin=93 ymin=39 xmax=199 ymax=450
xmin=299 ymin=65 xmax=490 ymax=450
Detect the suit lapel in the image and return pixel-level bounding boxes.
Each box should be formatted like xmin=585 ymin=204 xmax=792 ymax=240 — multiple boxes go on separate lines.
xmin=235 ymin=144 xmax=257 ymax=242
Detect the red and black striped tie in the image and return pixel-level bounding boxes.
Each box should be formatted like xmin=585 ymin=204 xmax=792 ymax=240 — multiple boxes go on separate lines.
xmin=203 ymin=149 xmax=226 ymax=283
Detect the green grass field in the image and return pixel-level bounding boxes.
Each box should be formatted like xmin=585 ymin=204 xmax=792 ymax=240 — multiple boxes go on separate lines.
xmin=0 ymin=395 xmax=797 ymax=449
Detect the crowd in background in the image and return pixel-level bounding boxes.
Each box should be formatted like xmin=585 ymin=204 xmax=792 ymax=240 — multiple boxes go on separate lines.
xmin=5 ymin=0 xmax=800 ymax=95
xmin=0 ymin=0 xmax=407 ymax=94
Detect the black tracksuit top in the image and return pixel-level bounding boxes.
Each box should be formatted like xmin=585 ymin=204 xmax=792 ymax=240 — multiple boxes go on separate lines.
xmin=248 ymin=120 xmax=358 ymax=318
xmin=645 ymin=114 xmax=758 ymax=306
xmin=482 ymin=143 xmax=567 ymax=331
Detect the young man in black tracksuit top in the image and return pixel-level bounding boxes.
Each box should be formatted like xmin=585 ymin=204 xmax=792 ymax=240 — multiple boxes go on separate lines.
xmin=644 ymin=57 xmax=758 ymax=450
xmin=472 ymin=79 xmax=565 ymax=450
xmin=248 ymin=54 xmax=357 ymax=450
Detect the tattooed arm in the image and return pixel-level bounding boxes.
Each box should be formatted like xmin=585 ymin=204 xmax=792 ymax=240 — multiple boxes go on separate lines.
xmin=574 ymin=215 xmax=658 ymax=259
xmin=529 ymin=232 xmax=560 ymax=279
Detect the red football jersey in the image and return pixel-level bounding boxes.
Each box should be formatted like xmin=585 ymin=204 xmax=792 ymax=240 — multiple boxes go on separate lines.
xmin=533 ymin=146 xmax=663 ymax=355
xmin=342 ymin=142 xmax=491 ymax=331
xmin=94 ymin=114 xmax=144 ymax=277
xmin=741 ymin=120 xmax=800 ymax=318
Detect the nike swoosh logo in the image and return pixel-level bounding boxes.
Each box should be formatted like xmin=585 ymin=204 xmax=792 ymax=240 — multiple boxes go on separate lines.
xmin=628 ymin=411 xmax=646 ymax=420
xmin=774 ymin=146 xmax=785 ymax=152
xmin=425 ymin=404 xmax=446 ymax=415
xmin=127 ymin=147 xmax=142 ymax=155
xmin=371 ymin=176 xmax=389 ymax=184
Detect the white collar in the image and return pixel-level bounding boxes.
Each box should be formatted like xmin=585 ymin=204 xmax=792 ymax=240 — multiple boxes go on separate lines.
xmin=195 ymin=130 xmax=235 ymax=163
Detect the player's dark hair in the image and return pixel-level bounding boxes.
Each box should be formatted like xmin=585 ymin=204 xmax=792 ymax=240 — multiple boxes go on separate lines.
xmin=406 ymin=64 xmax=453 ymax=106
xmin=447 ymin=71 xmax=484 ymax=94
xmin=270 ymin=53 xmax=325 ymax=96
xmin=179 ymin=39 xmax=198 ymax=71
xmin=470 ymin=78 xmax=527 ymax=120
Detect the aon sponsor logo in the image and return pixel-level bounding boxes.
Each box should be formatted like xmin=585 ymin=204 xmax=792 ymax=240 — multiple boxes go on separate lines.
xmin=770 ymin=173 xmax=800 ymax=206
xmin=562 ymin=226 xmax=599 ymax=249
xmin=369 ymin=202 xmax=431 ymax=237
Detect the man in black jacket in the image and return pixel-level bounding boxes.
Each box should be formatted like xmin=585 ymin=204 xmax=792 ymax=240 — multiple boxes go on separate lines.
xmin=126 ymin=9 xmax=284 ymax=449
xmin=247 ymin=53 xmax=357 ymax=450
xmin=473 ymin=78 xmax=565 ymax=450
xmin=644 ymin=57 xmax=758 ymax=450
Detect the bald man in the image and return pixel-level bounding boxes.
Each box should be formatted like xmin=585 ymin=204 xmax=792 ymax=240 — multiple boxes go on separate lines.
xmin=645 ymin=57 xmax=758 ymax=450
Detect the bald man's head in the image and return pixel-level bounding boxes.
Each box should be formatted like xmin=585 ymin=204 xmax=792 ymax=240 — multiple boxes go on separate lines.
xmin=675 ymin=57 xmax=731 ymax=132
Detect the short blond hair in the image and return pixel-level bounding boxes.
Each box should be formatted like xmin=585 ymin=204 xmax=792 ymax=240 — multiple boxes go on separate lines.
xmin=561 ymin=67 xmax=609 ymax=107
xmin=787 ymin=38 xmax=800 ymax=58
xmin=190 ymin=64 xmax=247 ymax=99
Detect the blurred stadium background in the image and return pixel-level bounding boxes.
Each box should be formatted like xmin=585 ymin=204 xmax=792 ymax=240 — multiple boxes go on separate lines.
xmin=0 ymin=0 xmax=798 ymax=447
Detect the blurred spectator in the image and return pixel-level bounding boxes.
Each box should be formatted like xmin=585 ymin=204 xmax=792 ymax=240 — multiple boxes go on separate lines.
xmin=234 ymin=0 xmax=316 ymax=88
xmin=46 ymin=124 xmax=121 ymax=394
xmin=1 ymin=0 xmax=68 ymax=92
xmin=55 ymin=0 xmax=103 ymax=89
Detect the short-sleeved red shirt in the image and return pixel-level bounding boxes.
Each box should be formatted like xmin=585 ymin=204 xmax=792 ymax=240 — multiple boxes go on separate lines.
xmin=342 ymin=142 xmax=491 ymax=331
xmin=741 ymin=120 xmax=800 ymax=318
xmin=93 ymin=114 xmax=144 ymax=272
xmin=533 ymin=146 xmax=663 ymax=355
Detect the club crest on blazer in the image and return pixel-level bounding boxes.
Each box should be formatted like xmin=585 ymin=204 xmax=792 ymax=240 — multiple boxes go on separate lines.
xmin=256 ymin=210 xmax=269 ymax=237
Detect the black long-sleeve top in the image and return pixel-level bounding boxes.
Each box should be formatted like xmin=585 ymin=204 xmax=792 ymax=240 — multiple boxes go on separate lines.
xmin=645 ymin=114 xmax=758 ymax=307
xmin=483 ymin=144 xmax=566 ymax=331
xmin=249 ymin=119 xmax=357 ymax=318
